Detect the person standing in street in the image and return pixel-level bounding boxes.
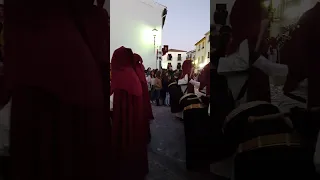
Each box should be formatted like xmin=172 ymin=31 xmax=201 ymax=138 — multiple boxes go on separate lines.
xmin=152 ymin=71 xmax=162 ymax=106
xmin=111 ymin=47 xmax=148 ymax=180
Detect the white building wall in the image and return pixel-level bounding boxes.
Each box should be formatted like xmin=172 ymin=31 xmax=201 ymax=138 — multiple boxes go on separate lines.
xmin=186 ymin=50 xmax=196 ymax=60
xmin=205 ymin=33 xmax=210 ymax=65
xmin=110 ymin=0 xmax=165 ymax=69
xmin=162 ymin=51 xmax=187 ymax=70
xmin=195 ymin=40 xmax=207 ymax=69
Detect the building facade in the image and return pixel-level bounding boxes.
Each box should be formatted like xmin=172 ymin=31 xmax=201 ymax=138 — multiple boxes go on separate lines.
xmin=194 ymin=30 xmax=210 ymax=71
xmin=205 ymin=31 xmax=210 ymax=65
xmin=186 ymin=50 xmax=196 ymax=61
xmin=161 ymin=49 xmax=187 ymax=70
xmin=110 ymin=0 xmax=166 ymax=69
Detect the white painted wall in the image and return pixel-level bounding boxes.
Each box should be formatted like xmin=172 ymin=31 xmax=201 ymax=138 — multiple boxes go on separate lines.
xmin=110 ymin=0 xmax=165 ymax=69
xmin=195 ymin=40 xmax=208 ymax=69
xmin=162 ymin=51 xmax=187 ymax=70
xmin=186 ymin=50 xmax=196 ymax=60
xmin=205 ymin=32 xmax=210 ymax=64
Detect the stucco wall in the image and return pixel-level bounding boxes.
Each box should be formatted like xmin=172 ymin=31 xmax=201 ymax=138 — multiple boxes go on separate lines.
xmin=162 ymin=51 xmax=187 ymax=70
xmin=110 ymin=0 xmax=164 ymax=69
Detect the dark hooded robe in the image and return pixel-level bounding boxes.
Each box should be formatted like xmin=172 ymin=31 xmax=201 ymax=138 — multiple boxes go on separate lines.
xmin=4 ymin=0 xmax=111 ymax=179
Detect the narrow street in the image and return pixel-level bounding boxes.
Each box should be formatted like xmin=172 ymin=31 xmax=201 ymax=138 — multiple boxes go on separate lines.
xmin=147 ymin=105 xmax=214 ymax=180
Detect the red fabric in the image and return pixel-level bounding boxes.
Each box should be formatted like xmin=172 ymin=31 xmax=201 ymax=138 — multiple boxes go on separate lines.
xmin=134 ymin=53 xmax=154 ymax=121
xmin=228 ymin=0 xmax=267 ymax=55
xmin=5 ymin=1 xmax=110 ymax=179
xmin=111 ymin=49 xmax=148 ymax=179
xmin=199 ymin=63 xmax=210 ymax=96
xmin=111 ymin=47 xmax=142 ymax=96
xmin=180 ymin=60 xmax=192 ymax=79
xmin=229 ymin=0 xmax=270 ymax=102
xmin=133 ymin=54 xmax=147 ymax=83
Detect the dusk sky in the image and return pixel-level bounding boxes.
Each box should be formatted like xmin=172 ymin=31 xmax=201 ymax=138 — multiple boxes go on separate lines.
xmin=156 ymin=0 xmax=210 ymax=51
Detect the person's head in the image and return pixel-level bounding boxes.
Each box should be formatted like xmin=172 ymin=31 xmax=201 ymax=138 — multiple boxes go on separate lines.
xmin=111 ymin=46 xmax=135 ymax=71
xmin=181 ymin=60 xmax=193 ymax=78
xmin=147 ymin=67 xmax=151 ymax=71
xmin=155 ymin=71 xmax=161 ymax=78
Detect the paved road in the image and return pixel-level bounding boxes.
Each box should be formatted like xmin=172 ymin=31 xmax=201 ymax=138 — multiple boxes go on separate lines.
xmin=146 ymin=105 xmax=214 ymax=180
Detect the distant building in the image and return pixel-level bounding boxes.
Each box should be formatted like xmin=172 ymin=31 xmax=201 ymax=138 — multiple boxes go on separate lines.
xmin=205 ymin=31 xmax=210 ymax=64
xmin=186 ymin=50 xmax=196 ymax=61
xmin=194 ymin=31 xmax=210 ymax=71
xmin=161 ymin=49 xmax=187 ymax=70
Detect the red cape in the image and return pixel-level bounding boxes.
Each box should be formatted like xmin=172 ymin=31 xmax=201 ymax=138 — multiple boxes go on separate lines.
xmin=111 ymin=47 xmax=148 ymax=179
xmin=198 ymin=63 xmax=210 ymax=96
xmin=134 ymin=53 xmax=154 ymax=121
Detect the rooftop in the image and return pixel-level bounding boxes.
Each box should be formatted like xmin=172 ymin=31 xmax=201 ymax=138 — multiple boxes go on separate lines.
xmin=167 ymin=49 xmax=187 ymax=52
xmin=195 ymin=37 xmax=206 ymax=45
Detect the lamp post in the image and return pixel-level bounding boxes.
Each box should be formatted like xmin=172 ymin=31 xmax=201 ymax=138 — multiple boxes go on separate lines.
xmin=152 ymin=28 xmax=158 ymax=68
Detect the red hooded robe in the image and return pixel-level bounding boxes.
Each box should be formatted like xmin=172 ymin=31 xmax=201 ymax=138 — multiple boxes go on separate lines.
xmin=4 ymin=0 xmax=110 ymax=179
xmin=229 ymin=0 xmax=271 ymax=102
xmin=111 ymin=47 xmax=148 ymax=179
xmin=180 ymin=60 xmax=194 ymax=94
xmin=133 ymin=53 xmax=154 ymax=121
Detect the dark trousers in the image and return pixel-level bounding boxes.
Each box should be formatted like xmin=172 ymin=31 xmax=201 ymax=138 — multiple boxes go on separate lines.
xmin=183 ymin=108 xmax=211 ymax=172
xmin=151 ymin=89 xmax=160 ymax=106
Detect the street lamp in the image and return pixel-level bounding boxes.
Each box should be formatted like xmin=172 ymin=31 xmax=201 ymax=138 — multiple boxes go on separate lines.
xmin=152 ymin=28 xmax=158 ymax=68
xmin=152 ymin=28 xmax=158 ymax=52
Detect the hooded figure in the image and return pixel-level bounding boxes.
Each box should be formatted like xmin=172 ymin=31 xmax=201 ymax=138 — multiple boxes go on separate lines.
xmin=229 ymin=0 xmax=271 ymax=102
xmin=111 ymin=47 xmax=148 ymax=179
xmin=178 ymin=60 xmax=194 ymax=94
xmin=133 ymin=53 xmax=154 ymax=143
xmin=278 ymin=2 xmax=320 ymax=176
xmin=3 ymin=0 xmax=110 ymax=179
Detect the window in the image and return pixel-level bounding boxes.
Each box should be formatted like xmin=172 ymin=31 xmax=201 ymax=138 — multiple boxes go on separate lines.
xmin=198 ymin=44 xmax=201 ymax=51
xmin=202 ymin=42 xmax=205 ymax=48
xmin=216 ymin=4 xmax=227 ymax=11
xmin=177 ymin=54 xmax=182 ymax=61
xmin=201 ymin=56 xmax=204 ymax=63
xmin=193 ymin=56 xmax=195 ymax=60
xmin=167 ymin=54 xmax=172 ymax=60
xmin=207 ymin=52 xmax=210 ymax=58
